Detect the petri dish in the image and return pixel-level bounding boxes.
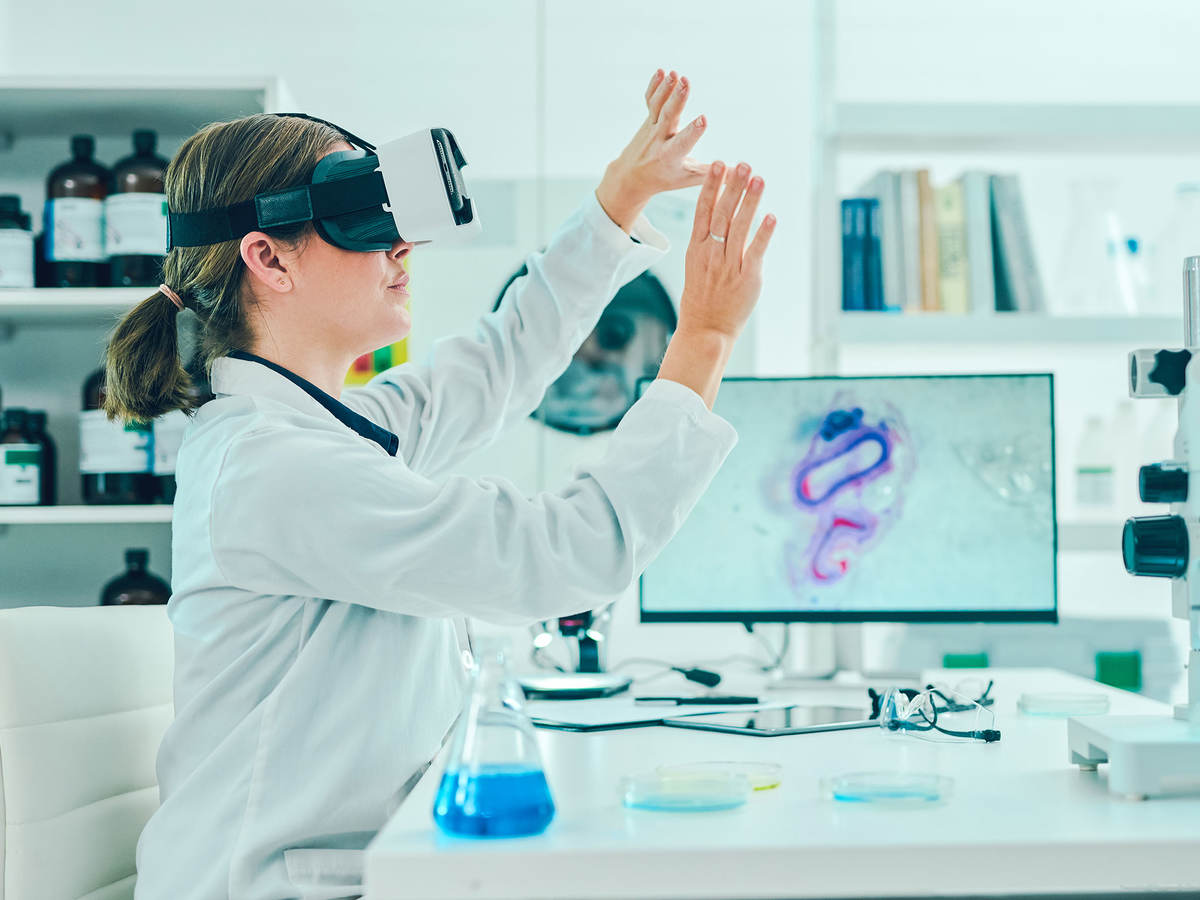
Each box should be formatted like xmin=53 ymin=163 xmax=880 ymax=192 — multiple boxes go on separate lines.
xmin=822 ymin=771 xmax=953 ymax=806
xmin=621 ymin=772 xmax=751 ymax=812
xmin=657 ymin=761 xmax=784 ymax=791
xmin=1018 ymin=692 xmax=1111 ymax=717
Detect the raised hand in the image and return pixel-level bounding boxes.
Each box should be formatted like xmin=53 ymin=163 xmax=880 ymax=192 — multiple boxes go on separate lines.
xmin=656 ymin=159 xmax=777 ymax=408
xmin=679 ymin=160 xmax=776 ymax=340
xmin=595 ymin=69 xmax=709 ymax=233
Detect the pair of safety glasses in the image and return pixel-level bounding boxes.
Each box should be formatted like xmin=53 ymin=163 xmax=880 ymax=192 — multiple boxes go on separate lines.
xmin=871 ymin=680 xmax=1001 ymax=743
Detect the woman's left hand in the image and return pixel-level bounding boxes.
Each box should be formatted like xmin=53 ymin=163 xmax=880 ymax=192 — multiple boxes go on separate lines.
xmin=595 ymin=69 xmax=709 ymax=233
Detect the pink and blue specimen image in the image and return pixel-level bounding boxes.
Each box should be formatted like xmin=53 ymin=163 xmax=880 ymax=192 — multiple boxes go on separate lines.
xmin=776 ymin=396 xmax=915 ymax=594
xmin=640 ymin=376 xmax=1057 ymax=619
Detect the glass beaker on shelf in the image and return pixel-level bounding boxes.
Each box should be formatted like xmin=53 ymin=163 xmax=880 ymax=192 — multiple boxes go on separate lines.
xmin=1146 ymin=182 xmax=1200 ymax=317
xmin=433 ymin=638 xmax=555 ymax=838
xmin=1053 ymin=179 xmax=1134 ymax=316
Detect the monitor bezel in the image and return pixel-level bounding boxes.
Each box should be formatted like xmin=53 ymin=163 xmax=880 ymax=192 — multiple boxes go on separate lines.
xmin=637 ymin=373 xmax=1059 ymax=625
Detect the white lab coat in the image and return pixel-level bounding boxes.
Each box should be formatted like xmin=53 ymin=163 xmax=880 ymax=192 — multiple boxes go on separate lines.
xmin=133 ymin=193 xmax=737 ymax=900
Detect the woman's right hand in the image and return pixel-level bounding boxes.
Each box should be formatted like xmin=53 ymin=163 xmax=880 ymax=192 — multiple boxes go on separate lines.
xmin=678 ymin=160 xmax=776 ymax=341
xmin=656 ymin=161 xmax=776 ymax=409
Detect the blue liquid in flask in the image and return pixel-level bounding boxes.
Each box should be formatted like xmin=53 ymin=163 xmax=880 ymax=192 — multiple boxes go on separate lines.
xmin=434 ymin=765 xmax=556 ymax=838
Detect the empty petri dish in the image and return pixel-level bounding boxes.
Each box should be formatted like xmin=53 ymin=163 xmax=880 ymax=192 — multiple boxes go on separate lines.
xmin=822 ymin=771 xmax=953 ymax=806
xmin=657 ymin=761 xmax=784 ymax=791
xmin=1018 ymin=692 xmax=1111 ymax=717
xmin=621 ymin=772 xmax=751 ymax=812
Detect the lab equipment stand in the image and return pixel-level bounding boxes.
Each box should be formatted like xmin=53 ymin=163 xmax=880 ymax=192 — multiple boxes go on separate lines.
xmin=1068 ymin=256 xmax=1200 ymax=800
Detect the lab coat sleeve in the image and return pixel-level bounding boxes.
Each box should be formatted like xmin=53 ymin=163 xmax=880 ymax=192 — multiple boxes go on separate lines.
xmin=340 ymin=192 xmax=668 ymax=479
xmin=208 ymin=379 xmax=735 ymax=625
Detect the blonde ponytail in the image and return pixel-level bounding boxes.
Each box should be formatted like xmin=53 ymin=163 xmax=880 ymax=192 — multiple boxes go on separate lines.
xmin=103 ymin=289 xmax=195 ymax=423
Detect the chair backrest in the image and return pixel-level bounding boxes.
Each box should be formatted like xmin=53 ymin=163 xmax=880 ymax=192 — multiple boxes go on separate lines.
xmin=0 ymin=606 xmax=173 ymax=900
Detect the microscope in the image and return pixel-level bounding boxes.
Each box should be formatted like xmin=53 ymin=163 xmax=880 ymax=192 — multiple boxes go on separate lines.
xmin=1067 ymin=255 xmax=1200 ymax=800
xmin=517 ymin=607 xmax=634 ymax=700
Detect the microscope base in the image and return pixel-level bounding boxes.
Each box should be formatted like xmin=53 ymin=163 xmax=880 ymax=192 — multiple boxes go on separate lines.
xmin=1068 ymin=715 xmax=1200 ymax=800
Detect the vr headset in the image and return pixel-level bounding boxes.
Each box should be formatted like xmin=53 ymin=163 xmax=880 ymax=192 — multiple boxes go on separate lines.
xmin=166 ymin=112 xmax=481 ymax=252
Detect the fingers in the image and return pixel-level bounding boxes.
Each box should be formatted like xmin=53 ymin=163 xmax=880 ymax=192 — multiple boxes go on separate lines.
xmin=655 ymin=74 xmax=689 ymax=136
xmin=727 ymin=175 xmax=764 ymax=256
xmin=743 ymin=213 xmax=778 ymax=271
xmin=647 ymin=70 xmax=677 ymax=122
xmin=690 ymin=161 xmax=725 ymax=243
xmin=708 ymin=162 xmax=751 ymax=240
xmin=668 ymin=114 xmax=706 ymax=161
xmin=644 ymin=69 xmax=664 ymax=108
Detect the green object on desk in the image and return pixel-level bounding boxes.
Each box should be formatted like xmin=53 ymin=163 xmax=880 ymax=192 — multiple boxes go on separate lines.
xmin=1095 ymin=651 xmax=1141 ymax=691
xmin=942 ymin=653 xmax=988 ymax=669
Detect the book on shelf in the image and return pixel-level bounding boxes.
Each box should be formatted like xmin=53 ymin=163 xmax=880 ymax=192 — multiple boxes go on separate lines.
xmin=961 ymin=170 xmax=996 ymax=314
xmin=916 ymin=169 xmax=941 ymax=311
xmin=990 ymin=173 xmax=1046 ymax=313
xmin=840 ymin=198 xmax=872 ymax=311
xmin=857 ymin=171 xmax=906 ymax=310
xmin=935 ymin=179 xmax=969 ymax=314
xmin=842 ymin=167 xmax=1043 ymax=315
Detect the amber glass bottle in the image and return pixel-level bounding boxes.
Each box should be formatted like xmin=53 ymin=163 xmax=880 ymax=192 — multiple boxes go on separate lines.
xmin=107 ymin=130 xmax=169 ymax=287
xmin=44 ymin=135 xmax=111 ymax=287
xmin=100 ymin=548 xmax=170 ymax=605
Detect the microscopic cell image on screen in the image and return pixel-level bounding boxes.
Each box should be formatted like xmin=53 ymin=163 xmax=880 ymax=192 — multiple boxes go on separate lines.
xmin=640 ymin=375 xmax=1056 ymax=622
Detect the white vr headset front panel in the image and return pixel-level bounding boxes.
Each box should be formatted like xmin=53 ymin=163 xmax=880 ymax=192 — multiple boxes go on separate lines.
xmin=378 ymin=130 xmax=482 ymax=245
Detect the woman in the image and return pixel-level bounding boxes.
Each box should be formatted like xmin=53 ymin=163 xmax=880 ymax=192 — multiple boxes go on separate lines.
xmin=112 ymin=69 xmax=774 ymax=900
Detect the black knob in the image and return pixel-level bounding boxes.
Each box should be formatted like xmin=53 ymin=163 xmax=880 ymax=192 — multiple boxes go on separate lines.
xmin=1140 ymin=464 xmax=1189 ymax=504
xmin=1123 ymin=515 xmax=1189 ymax=578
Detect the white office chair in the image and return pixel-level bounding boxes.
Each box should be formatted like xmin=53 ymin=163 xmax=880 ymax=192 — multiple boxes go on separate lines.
xmin=0 ymin=606 xmax=173 ymax=900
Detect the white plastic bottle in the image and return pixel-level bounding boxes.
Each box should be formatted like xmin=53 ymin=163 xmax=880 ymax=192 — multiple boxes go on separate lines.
xmin=1111 ymin=400 xmax=1140 ymax=513
xmin=1075 ymin=415 xmax=1115 ymax=512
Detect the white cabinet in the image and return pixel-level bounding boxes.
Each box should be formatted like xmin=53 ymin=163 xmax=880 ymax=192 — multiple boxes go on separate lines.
xmin=0 ymin=76 xmax=289 ymax=607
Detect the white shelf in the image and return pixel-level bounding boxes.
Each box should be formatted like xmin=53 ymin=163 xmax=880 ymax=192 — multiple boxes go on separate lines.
xmin=0 ymin=75 xmax=285 ymax=138
xmin=0 ymin=288 xmax=145 ymax=328
xmin=837 ymin=312 xmax=1185 ymax=346
xmin=0 ymin=505 xmax=173 ymax=525
xmin=833 ymin=102 xmax=1200 ymax=151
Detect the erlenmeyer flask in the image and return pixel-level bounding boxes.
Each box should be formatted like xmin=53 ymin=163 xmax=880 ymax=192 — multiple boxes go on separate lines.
xmin=433 ymin=639 xmax=555 ymax=838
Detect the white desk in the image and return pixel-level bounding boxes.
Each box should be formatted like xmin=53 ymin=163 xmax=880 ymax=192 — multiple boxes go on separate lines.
xmin=365 ymin=669 xmax=1200 ymax=899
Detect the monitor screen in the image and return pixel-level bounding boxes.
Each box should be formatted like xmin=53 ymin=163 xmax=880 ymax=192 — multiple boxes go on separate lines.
xmin=639 ymin=374 xmax=1057 ymax=623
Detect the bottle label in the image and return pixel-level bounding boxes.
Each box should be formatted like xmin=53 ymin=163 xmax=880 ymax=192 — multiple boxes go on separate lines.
xmin=0 ymin=230 xmax=35 ymax=288
xmin=79 ymin=410 xmax=152 ymax=474
xmin=105 ymin=193 xmax=168 ymax=256
xmin=1 ymin=443 xmax=42 ymax=505
xmin=1076 ymin=466 xmax=1115 ymax=506
xmin=46 ymin=197 xmax=106 ymax=262
xmin=152 ymin=409 xmax=189 ymax=475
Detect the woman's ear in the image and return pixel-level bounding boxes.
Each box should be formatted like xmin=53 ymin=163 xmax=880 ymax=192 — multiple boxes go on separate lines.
xmin=240 ymin=232 xmax=292 ymax=294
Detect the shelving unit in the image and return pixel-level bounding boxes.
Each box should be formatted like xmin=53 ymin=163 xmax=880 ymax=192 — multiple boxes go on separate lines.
xmin=0 ymin=288 xmax=143 ymax=330
xmin=810 ymin=100 xmax=1200 ymax=369
xmin=837 ymin=313 xmax=1184 ymax=346
xmin=0 ymin=75 xmax=293 ymax=607
xmin=0 ymin=505 xmax=172 ymax=526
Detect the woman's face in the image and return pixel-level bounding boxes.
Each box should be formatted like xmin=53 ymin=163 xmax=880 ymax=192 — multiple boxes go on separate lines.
xmin=271 ymin=141 xmax=414 ymax=358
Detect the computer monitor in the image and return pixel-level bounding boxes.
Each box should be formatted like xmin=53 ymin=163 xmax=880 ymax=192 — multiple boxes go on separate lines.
xmin=639 ymin=374 xmax=1057 ymax=623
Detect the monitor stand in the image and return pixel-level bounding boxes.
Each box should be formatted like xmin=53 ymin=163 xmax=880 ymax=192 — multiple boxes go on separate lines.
xmin=759 ymin=624 xmax=921 ymax=689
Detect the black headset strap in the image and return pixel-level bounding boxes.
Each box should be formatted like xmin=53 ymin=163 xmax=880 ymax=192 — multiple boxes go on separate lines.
xmin=167 ymin=170 xmax=386 ymax=248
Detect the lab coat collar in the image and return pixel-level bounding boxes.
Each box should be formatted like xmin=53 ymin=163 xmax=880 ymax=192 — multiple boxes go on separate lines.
xmin=212 ymin=351 xmax=400 ymax=456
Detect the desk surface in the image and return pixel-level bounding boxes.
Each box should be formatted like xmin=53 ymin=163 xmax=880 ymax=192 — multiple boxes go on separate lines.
xmin=366 ymin=669 xmax=1200 ymax=899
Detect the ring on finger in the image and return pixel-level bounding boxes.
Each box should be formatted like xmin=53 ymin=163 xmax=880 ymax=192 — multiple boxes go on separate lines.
xmin=708 ymin=232 xmax=726 ymax=243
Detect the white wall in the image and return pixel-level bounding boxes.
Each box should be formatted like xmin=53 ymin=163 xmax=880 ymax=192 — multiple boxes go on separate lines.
xmin=836 ymin=0 xmax=1200 ymax=103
